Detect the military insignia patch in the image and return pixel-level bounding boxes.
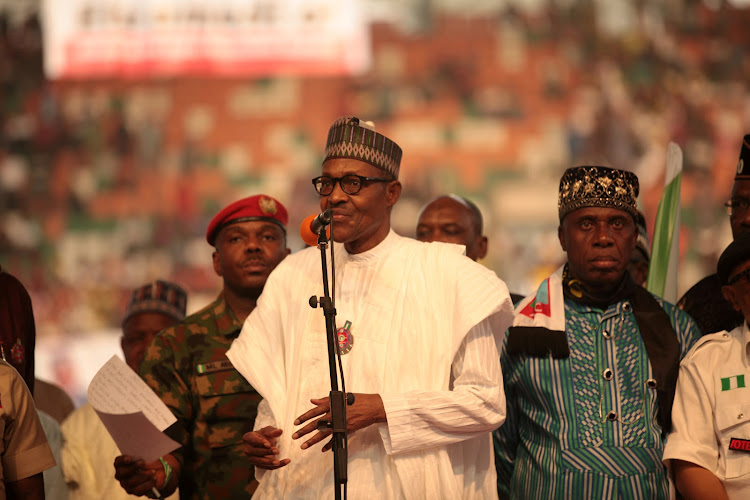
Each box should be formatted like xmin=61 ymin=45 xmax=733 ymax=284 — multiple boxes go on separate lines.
xmin=337 ymin=320 xmax=354 ymax=355
xmin=259 ymin=196 xmax=277 ymax=215
xmin=10 ymin=339 xmax=24 ymax=365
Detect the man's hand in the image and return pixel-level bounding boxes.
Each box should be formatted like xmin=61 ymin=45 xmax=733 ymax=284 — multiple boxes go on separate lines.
xmin=113 ymin=455 xmax=166 ymax=497
xmin=292 ymin=393 xmax=386 ymax=451
xmin=243 ymin=426 xmax=291 ymax=470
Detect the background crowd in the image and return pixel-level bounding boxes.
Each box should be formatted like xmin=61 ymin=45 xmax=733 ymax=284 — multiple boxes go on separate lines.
xmin=1 ymin=0 xmax=749 ymax=399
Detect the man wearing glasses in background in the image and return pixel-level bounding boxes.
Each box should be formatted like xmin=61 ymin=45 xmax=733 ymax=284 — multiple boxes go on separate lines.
xmin=678 ymin=135 xmax=750 ymax=336
xmin=229 ymin=116 xmax=515 ymax=499
xmin=664 ymin=232 xmax=750 ymax=499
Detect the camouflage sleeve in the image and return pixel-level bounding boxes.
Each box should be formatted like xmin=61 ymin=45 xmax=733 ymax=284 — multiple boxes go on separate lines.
xmin=139 ymin=327 xmax=192 ymax=469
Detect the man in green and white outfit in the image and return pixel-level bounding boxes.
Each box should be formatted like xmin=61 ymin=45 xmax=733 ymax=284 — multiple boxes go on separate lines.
xmin=494 ymin=165 xmax=701 ymax=499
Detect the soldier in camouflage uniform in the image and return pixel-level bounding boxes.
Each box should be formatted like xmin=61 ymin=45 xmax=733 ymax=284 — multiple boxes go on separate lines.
xmin=114 ymin=195 xmax=291 ymax=499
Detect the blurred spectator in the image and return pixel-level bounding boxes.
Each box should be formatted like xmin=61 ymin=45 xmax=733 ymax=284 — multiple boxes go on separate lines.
xmin=678 ymin=135 xmax=750 ymax=335
xmin=33 ymin=378 xmax=75 ymax=424
xmin=62 ymin=280 xmax=186 ymax=500
xmin=629 ymin=210 xmax=650 ymax=287
xmin=0 ymin=270 xmax=66 ymax=499
xmin=416 ymin=193 xmax=524 ymax=302
xmin=0 ymin=358 xmax=56 ymax=500
xmin=416 ymin=194 xmax=488 ymax=261
xmin=0 ymin=270 xmax=35 ymax=391
xmin=0 ymin=3 xmax=748 ymax=345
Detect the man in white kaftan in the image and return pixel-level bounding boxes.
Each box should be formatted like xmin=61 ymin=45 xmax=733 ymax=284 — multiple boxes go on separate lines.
xmin=227 ymin=116 xmax=514 ymax=499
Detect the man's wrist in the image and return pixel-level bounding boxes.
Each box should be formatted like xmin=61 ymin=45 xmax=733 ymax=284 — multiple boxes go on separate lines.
xmin=158 ymin=457 xmax=173 ymax=490
xmin=155 ymin=454 xmax=179 ymax=497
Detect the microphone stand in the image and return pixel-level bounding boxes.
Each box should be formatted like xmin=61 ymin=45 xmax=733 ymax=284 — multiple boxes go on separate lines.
xmin=308 ymin=224 xmax=350 ymax=500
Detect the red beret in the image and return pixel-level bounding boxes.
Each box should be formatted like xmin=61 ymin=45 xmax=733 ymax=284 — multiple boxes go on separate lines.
xmin=206 ymin=195 xmax=288 ymax=245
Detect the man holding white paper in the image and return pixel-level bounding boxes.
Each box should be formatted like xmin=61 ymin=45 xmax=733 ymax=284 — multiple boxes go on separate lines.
xmin=62 ymin=280 xmax=186 ymax=500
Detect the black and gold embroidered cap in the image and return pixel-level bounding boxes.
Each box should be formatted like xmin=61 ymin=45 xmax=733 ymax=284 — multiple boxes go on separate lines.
xmin=558 ymin=165 xmax=639 ymax=222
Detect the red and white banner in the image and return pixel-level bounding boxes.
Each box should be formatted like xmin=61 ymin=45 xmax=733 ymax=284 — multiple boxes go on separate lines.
xmin=42 ymin=0 xmax=371 ymax=79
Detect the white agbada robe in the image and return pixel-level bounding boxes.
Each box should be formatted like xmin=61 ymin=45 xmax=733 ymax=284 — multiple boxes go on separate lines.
xmin=228 ymin=230 xmax=514 ymax=499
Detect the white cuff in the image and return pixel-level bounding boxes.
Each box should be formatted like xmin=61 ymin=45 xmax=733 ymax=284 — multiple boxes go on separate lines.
xmin=378 ymin=392 xmax=412 ymax=456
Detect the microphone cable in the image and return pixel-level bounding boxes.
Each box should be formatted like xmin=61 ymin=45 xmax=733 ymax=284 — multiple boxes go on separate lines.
xmin=330 ymin=222 xmax=350 ymax=500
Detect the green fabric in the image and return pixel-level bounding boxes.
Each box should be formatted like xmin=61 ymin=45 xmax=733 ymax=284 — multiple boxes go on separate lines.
xmin=494 ymin=295 xmax=701 ymax=499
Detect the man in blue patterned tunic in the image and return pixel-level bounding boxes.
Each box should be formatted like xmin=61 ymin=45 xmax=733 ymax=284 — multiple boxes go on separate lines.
xmin=493 ymin=165 xmax=701 ymax=499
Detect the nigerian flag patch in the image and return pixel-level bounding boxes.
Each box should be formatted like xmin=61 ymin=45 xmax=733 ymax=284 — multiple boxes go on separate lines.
xmin=721 ymin=374 xmax=746 ymax=391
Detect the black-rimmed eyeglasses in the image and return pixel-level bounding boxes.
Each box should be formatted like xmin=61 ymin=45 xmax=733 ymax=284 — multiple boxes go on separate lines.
xmin=725 ymin=199 xmax=750 ymax=216
xmin=312 ymin=175 xmax=391 ymax=196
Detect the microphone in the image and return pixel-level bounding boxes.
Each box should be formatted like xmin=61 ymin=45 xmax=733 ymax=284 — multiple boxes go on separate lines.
xmin=310 ymin=209 xmax=332 ymax=234
xmin=300 ymin=209 xmax=332 ymax=246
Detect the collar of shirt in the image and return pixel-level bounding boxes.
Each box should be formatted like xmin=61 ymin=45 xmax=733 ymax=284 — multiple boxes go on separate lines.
xmin=566 ymin=297 xmax=633 ymax=318
xmin=213 ymin=293 xmax=244 ymax=338
xmin=341 ymin=228 xmax=397 ymax=265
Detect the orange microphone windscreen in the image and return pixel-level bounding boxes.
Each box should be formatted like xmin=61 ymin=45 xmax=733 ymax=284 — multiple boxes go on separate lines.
xmin=300 ymin=214 xmax=331 ymax=246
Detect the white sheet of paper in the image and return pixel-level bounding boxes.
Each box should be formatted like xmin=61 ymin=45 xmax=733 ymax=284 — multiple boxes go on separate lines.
xmin=95 ymin=409 xmax=180 ymax=463
xmin=88 ymin=355 xmax=180 ymax=461
xmin=88 ymin=355 xmax=176 ymax=431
